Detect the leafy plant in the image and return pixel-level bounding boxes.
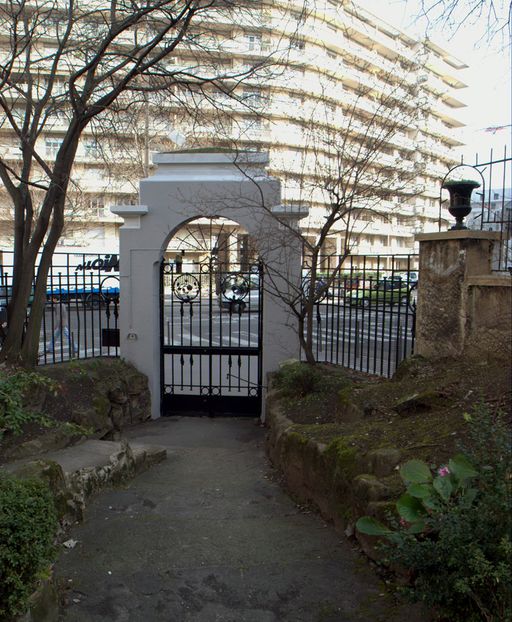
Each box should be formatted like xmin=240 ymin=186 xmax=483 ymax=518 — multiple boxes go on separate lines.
xmin=356 ymin=406 xmax=512 ymax=621
xmin=357 ymin=454 xmax=479 ymax=538
xmin=0 ymin=371 xmax=56 ymax=438
xmin=273 ymin=362 xmax=326 ymax=398
xmin=0 ymin=473 xmax=58 ymax=621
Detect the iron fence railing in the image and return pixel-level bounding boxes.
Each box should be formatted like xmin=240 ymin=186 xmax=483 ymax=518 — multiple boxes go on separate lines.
xmin=1 ymin=248 xmax=419 ymax=377
xmin=303 ymin=254 xmax=418 ymax=377
xmin=0 ymin=250 xmax=120 ymax=364
xmin=464 ymin=147 xmax=511 ymax=272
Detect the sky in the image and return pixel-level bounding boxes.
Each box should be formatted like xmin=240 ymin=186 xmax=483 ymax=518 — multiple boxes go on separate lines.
xmin=358 ymin=0 xmax=512 ymax=163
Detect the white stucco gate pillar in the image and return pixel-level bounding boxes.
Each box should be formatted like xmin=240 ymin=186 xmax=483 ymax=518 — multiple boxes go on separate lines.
xmin=112 ymin=151 xmax=304 ymax=419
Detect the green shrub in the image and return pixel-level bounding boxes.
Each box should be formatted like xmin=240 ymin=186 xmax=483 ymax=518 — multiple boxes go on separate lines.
xmin=357 ymin=405 xmax=512 ymax=621
xmin=0 ymin=473 xmax=58 ymax=621
xmin=0 ymin=370 xmax=56 ymax=438
xmin=273 ymin=362 xmax=325 ymax=398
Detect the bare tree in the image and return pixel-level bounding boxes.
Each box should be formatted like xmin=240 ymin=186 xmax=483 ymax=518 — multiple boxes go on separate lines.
xmin=418 ymin=0 xmax=511 ymax=38
xmin=0 ymin=0 xmax=285 ymax=365
xmin=234 ymin=66 xmax=428 ymax=363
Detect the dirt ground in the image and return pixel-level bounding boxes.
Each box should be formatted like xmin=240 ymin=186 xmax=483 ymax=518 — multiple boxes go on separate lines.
xmin=1 ymin=355 xmax=510 ymax=469
xmin=274 ymin=356 xmax=511 ymax=467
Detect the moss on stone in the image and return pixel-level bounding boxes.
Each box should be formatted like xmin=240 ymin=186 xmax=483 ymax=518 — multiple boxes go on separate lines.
xmin=337 ymin=385 xmax=353 ymax=407
xmin=392 ymin=355 xmax=431 ymax=381
xmin=333 ymin=500 xmax=354 ymax=523
xmin=284 ymin=430 xmax=309 ymax=449
xmin=92 ymin=392 xmax=111 ymax=418
xmin=324 ymin=437 xmax=359 ymax=485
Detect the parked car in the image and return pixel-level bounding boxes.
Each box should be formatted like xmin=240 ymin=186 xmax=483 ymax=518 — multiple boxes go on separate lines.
xmin=348 ymin=277 xmax=412 ymax=308
xmin=396 ymin=271 xmax=418 ymax=284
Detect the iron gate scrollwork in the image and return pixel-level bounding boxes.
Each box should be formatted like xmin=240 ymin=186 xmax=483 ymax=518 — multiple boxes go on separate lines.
xmin=160 ymin=259 xmax=264 ymax=416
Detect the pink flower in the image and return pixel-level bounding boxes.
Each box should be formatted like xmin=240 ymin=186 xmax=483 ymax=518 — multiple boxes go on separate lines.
xmin=399 ymin=518 xmax=409 ymax=528
xmin=438 ymin=466 xmax=450 ymax=477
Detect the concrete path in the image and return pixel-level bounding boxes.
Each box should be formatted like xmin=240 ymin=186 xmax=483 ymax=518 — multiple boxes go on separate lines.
xmin=55 ymin=417 xmax=424 ymax=622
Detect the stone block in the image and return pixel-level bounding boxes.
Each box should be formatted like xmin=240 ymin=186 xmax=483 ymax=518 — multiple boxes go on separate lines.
xmin=108 ymin=386 xmax=129 ymax=404
xmin=125 ymin=372 xmax=148 ymax=395
xmin=414 ymin=231 xmax=504 ymax=360
xmin=22 ymin=573 xmax=59 ymax=622
xmin=130 ymin=442 xmax=167 ymax=469
xmin=365 ymin=448 xmax=401 ymax=477
xmin=71 ymin=405 xmax=113 ymax=437
xmin=6 ymin=459 xmax=77 ymax=523
xmin=353 ymin=474 xmax=392 ymax=503
xmin=393 ymin=390 xmax=440 ymax=417
xmin=365 ymin=500 xmax=395 ymax=523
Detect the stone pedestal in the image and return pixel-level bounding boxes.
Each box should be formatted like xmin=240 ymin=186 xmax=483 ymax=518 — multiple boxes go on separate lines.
xmin=415 ymin=231 xmax=511 ymax=361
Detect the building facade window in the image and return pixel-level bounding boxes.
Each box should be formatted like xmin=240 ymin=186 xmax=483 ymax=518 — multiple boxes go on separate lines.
xmin=245 ymin=34 xmax=261 ymax=51
xmin=84 ymin=139 xmax=101 ymax=158
xmin=90 ymin=196 xmax=105 ymax=218
xmin=45 ymin=138 xmax=63 ymax=157
xmin=243 ymin=88 xmax=264 ymax=106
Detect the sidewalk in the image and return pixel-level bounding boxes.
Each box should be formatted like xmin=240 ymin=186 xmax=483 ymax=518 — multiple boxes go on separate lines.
xmin=55 ymin=417 xmax=425 ymax=622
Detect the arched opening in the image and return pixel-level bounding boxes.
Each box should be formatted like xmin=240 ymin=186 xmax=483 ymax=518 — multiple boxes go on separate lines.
xmin=162 ymin=216 xmax=259 ymax=273
xmin=161 ymin=216 xmax=263 ymax=417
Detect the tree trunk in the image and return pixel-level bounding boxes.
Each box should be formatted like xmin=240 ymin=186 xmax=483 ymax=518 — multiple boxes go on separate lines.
xmin=0 ymin=254 xmax=37 ymax=365
xmin=20 ymin=229 xmax=63 ymax=365
xmin=1 ymin=133 xmax=79 ymax=366
xmin=298 ymin=315 xmax=316 ymax=364
xmin=303 ymin=253 xmax=319 ymax=364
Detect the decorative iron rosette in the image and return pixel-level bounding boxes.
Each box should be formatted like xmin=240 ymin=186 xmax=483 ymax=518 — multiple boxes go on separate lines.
xmin=220 ymin=274 xmax=249 ymax=302
xmin=173 ymin=274 xmax=200 ymax=302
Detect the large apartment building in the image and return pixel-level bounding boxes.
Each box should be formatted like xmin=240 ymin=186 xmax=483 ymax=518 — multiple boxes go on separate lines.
xmin=0 ymin=0 xmax=467 ymax=266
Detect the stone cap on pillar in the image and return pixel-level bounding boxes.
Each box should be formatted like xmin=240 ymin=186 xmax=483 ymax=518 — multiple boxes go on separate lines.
xmin=415 ymin=230 xmax=501 ymax=242
xmin=150 ymin=150 xmax=270 ymax=181
xmin=154 ymin=150 xmax=269 ymax=165
xmin=110 ymin=204 xmax=148 ymax=229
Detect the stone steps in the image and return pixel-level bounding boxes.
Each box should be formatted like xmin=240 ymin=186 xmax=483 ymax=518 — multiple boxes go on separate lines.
xmin=4 ymin=437 xmax=167 ymax=622
xmin=6 ymin=439 xmax=167 ymax=525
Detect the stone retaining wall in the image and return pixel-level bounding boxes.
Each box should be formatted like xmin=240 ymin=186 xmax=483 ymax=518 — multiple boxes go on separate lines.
xmin=12 ymin=440 xmax=166 ymax=622
xmin=3 ymin=358 xmax=151 ymax=462
xmin=1 ymin=359 xmax=158 ymax=622
xmin=265 ymin=395 xmax=402 ymax=560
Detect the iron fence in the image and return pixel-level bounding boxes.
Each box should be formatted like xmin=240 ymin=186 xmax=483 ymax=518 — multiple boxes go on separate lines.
xmin=0 ymin=250 xmax=120 ymax=364
xmin=303 ymin=254 xmax=418 ymax=377
xmin=1 ymin=248 xmax=418 ymax=376
xmin=465 ymin=147 xmax=511 ymax=272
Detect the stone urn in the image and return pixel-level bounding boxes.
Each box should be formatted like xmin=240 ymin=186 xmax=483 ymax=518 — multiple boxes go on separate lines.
xmin=442 ymin=179 xmax=481 ymax=230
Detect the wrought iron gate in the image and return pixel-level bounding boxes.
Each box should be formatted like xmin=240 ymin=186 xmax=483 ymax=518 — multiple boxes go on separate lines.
xmin=160 ymin=259 xmax=263 ymax=416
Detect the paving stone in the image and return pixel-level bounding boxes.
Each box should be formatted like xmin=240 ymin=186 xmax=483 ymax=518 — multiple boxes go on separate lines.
xmin=54 ymin=417 xmax=428 ymax=622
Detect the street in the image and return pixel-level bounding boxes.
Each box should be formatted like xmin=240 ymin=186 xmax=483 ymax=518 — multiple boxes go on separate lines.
xmin=162 ymin=297 xmax=415 ymax=379
xmin=37 ymin=296 xmax=415 ymax=378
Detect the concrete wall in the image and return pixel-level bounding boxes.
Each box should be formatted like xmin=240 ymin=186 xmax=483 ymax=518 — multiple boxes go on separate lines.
xmin=415 ymin=231 xmax=511 ymax=361
xmin=112 ymin=151 xmax=304 ymax=419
